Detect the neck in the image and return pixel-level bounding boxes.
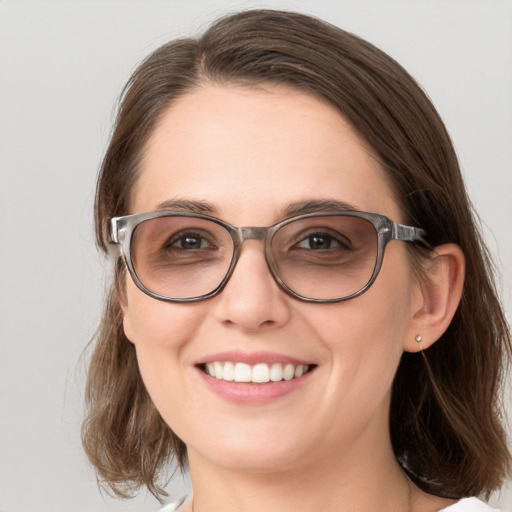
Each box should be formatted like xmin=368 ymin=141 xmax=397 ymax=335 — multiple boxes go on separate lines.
xmin=187 ymin=436 xmax=414 ymax=512
xmin=184 ymin=394 xmax=455 ymax=512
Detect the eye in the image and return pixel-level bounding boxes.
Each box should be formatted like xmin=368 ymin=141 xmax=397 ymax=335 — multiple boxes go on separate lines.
xmin=167 ymin=231 xmax=213 ymax=250
xmin=294 ymin=231 xmax=351 ymax=251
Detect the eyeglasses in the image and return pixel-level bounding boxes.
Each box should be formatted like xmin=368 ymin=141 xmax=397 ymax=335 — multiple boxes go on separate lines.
xmin=109 ymin=210 xmax=426 ymax=303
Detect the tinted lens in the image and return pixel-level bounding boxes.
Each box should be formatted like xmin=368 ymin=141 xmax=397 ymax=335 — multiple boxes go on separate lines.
xmin=131 ymin=216 xmax=234 ymax=299
xmin=271 ymin=215 xmax=378 ymax=300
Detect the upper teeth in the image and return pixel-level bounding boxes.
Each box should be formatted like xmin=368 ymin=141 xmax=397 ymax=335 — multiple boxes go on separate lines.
xmin=205 ymin=362 xmax=310 ymax=383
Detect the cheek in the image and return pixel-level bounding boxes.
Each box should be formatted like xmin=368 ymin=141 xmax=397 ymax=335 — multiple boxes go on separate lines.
xmin=121 ymin=281 xmax=205 ymax=403
xmin=123 ymin=279 xmax=201 ymax=346
xmin=314 ymin=277 xmax=412 ymax=358
xmin=315 ymin=297 xmax=406 ymax=390
xmin=312 ymin=253 xmax=416 ymax=394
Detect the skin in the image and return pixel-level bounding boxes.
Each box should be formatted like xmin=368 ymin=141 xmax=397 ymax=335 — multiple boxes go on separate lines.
xmin=122 ymin=84 xmax=464 ymax=512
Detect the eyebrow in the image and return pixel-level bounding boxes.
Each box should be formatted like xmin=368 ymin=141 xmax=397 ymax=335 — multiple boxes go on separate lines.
xmin=155 ymin=199 xmax=219 ymax=215
xmin=154 ymin=198 xmax=360 ymax=220
xmin=280 ymin=199 xmax=359 ymax=218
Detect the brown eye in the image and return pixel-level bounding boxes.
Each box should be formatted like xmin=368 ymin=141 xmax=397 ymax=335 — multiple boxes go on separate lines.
xmin=167 ymin=231 xmax=211 ymax=250
xmin=293 ymin=231 xmax=351 ymax=251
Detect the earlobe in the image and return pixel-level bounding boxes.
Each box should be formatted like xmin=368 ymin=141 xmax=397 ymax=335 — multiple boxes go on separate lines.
xmin=114 ymin=267 xmax=135 ymax=344
xmin=122 ymin=312 xmax=136 ymax=344
xmin=403 ymin=243 xmax=465 ymax=353
xmin=119 ymin=292 xmax=136 ymax=345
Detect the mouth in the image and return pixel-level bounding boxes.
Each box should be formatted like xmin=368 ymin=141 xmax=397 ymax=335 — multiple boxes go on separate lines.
xmin=199 ymin=361 xmax=315 ymax=384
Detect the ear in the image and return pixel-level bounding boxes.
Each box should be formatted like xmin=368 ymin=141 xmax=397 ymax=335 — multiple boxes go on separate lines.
xmin=118 ymin=287 xmax=136 ymax=345
xmin=403 ymin=243 xmax=465 ymax=353
xmin=113 ymin=262 xmax=136 ymax=344
xmin=122 ymin=312 xmax=136 ymax=345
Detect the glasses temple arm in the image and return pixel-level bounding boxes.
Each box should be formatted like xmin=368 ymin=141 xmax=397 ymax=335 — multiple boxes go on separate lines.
xmin=108 ymin=217 xmax=121 ymax=244
xmin=392 ymin=222 xmax=427 ymax=243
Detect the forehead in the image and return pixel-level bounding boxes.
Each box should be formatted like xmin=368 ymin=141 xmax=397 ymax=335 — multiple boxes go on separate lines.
xmin=133 ymin=84 xmax=401 ymax=223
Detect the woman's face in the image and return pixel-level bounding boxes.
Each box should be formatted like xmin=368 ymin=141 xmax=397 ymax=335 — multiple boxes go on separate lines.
xmin=122 ymin=84 xmax=422 ymax=474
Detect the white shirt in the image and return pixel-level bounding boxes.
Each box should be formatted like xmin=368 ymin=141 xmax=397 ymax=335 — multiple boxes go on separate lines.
xmin=159 ymin=496 xmax=500 ymax=511
xmin=441 ymin=498 xmax=501 ymax=511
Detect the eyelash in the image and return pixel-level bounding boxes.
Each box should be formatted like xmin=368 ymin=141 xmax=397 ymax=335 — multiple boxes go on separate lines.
xmin=166 ymin=231 xmax=213 ymax=250
xmin=292 ymin=230 xmax=352 ymax=251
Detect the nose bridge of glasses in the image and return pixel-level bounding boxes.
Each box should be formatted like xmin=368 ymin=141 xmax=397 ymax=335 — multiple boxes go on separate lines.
xmin=237 ymin=226 xmax=268 ymax=243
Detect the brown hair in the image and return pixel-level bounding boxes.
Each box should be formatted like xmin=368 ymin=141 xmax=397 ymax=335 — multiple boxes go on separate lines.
xmin=82 ymin=9 xmax=511 ymax=501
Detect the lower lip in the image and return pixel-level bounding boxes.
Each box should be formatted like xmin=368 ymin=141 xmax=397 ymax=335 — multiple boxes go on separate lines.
xmin=196 ymin=368 xmax=313 ymax=405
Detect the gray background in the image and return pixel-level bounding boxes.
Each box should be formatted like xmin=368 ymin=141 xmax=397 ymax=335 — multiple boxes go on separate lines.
xmin=1 ymin=1 xmax=511 ymax=511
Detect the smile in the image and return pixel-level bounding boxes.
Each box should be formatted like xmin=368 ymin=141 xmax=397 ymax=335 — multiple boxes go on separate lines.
xmin=203 ymin=361 xmax=312 ymax=383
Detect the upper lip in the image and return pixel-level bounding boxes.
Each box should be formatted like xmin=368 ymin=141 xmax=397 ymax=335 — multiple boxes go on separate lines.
xmin=195 ymin=351 xmax=314 ymax=366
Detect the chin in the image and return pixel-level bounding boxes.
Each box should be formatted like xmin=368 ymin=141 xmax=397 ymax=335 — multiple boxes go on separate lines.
xmin=187 ymin=432 xmax=311 ymax=474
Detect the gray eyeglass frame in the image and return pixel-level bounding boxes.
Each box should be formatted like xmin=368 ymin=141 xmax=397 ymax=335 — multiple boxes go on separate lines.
xmin=109 ymin=210 xmax=427 ymax=304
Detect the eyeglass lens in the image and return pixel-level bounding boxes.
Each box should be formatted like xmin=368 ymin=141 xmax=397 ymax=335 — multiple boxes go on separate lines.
xmin=130 ymin=215 xmax=379 ymax=301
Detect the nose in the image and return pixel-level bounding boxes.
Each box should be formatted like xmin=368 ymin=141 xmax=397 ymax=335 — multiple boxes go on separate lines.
xmin=212 ymin=240 xmax=291 ymax=332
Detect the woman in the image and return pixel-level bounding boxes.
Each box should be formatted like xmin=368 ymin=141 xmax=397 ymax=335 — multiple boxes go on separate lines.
xmin=82 ymin=9 xmax=511 ymax=512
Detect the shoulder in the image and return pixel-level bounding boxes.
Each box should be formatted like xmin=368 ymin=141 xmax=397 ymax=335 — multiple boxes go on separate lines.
xmin=440 ymin=497 xmax=501 ymax=511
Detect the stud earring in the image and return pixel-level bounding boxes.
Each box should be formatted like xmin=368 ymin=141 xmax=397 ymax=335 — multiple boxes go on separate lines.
xmin=415 ymin=335 xmax=422 ymax=343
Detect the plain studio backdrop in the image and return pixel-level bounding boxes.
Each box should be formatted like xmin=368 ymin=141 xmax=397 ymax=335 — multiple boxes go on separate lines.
xmin=0 ymin=1 xmax=511 ymax=511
